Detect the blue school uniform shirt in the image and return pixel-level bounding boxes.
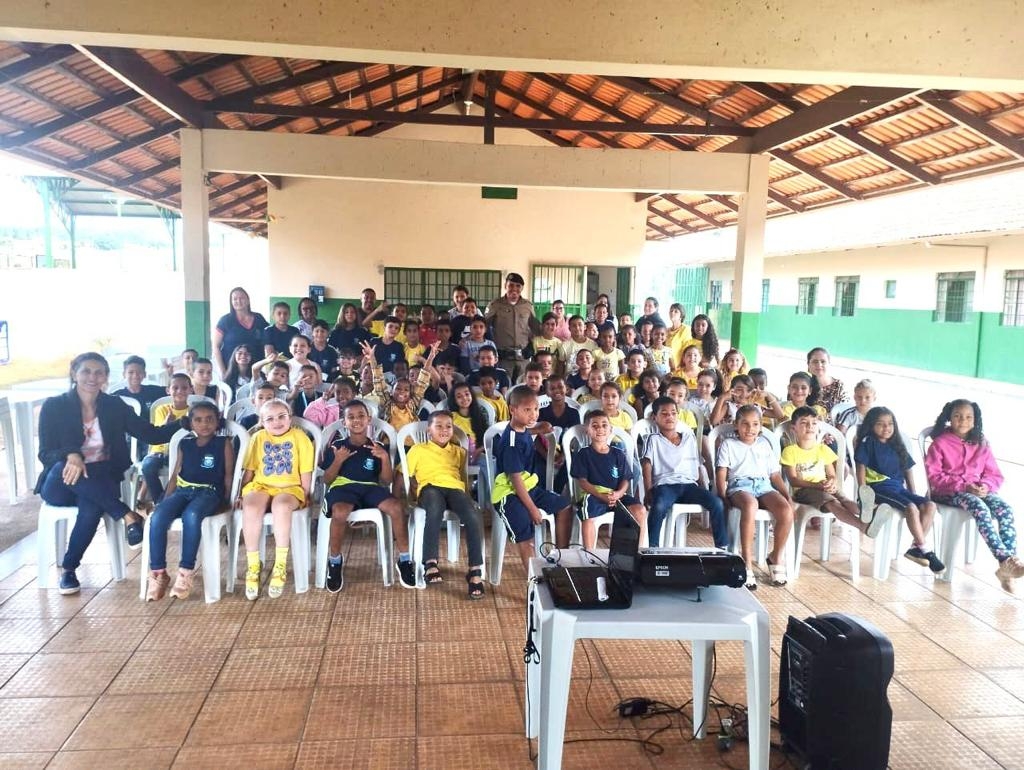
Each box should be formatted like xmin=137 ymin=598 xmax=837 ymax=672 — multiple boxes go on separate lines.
xmin=176 ymin=435 xmax=228 ymax=496
xmin=321 ymin=437 xmax=383 ymax=487
xmin=467 ymin=367 xmax=511 ymax=391
xmin=262 ymin=324 xmax=301 ymax=356
xmin=540 ymin=403 xmax=581 ymax=432
xmin=855 ymin=434 xmax=912 ymax=484
xmin=491 ymin=424 xmax=539 ymax=502
xmin=370 ymin=339 xmax=406 ymax=373
xmin=570 ymin=445 xmax=629 ymax=493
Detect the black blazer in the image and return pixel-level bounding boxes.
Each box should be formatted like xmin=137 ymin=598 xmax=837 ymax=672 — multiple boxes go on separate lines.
xmin=35 ymin=390 xmax=182 ymax=492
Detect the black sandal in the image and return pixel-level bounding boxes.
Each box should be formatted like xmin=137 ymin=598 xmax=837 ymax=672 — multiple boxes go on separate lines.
xmin=423 ymin=561 xmax=443 ymax=585
xmin=466 ymin=568 xmax=485 ymax=600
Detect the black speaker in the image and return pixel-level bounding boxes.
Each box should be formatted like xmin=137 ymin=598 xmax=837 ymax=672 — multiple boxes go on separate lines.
xmin=779 ymin=612 xmax=894 ymax=770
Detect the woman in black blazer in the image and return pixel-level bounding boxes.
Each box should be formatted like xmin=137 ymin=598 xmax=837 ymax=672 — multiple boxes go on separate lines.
xmin=37 ymin=352 xmax=184 ymax=595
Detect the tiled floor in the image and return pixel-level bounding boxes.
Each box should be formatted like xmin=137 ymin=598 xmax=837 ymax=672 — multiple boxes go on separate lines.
xmin=0 ymin=521 xmax=1022 ymax=769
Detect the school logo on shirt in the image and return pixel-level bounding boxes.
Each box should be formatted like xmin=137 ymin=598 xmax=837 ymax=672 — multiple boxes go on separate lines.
xmin=611 ymin=465 xmax=620 ymax=480
xmin=363 ymin=456 xmax=375 ymax=471
xmin=201 ymin=454 xmax=215 ymax=470
xmin=263 ymin=441 xmax=294 ymax=475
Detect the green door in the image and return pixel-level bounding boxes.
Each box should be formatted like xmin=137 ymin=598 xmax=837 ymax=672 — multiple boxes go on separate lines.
xmin=530 ymin=265 xmax=587 ymax=318
xmin=671 ymin=266 xmax=710 ymax=320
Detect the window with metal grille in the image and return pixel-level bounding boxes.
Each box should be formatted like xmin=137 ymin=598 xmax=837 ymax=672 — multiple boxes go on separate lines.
xmin=885 ymin=280 xmax=897 ymax=299
xmin=833 ymin=276 xmax=859 ymax=317
xmin=935 ymin=271 xmax=975 ymax=323
xmin=761 ymin=279 xmax=770 ymax=313
xmin=709 ymin=281 xmax=723 ymax=310
xmin=383 ymin=268 xmax=502 ymax=310
xmin=1002 ymin=270 xmax=1024 ymax=327
xmin=797 ymin=278 xmax=817 ymax=315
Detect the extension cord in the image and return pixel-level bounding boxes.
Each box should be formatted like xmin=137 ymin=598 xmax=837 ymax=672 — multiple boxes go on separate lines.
xmin=617 ymin=698 xmax=652 ymax=718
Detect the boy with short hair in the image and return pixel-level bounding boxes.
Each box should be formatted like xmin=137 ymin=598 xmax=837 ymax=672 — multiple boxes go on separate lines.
xmin=365 ymin=340 xmax=437 ymax=434
xmin=537 ymin=375 xmax=581 ymax=492
xmin=451 ymin=297 xmax=482 ymax=341
xmin=403 ymin=319 xmax=427 ymax=366
xmin=492 ymin=387 xmax=573 ymax=564
xmin=418 ymin=305 xmax=439 ymax=346
xmin=571 ymin=410 xmax=648 ymax=549
xmin=433 ymin=319 xmax=461 ymax=368
xmin=263 ymin=301 xmax=301 ymax=357
xmin=309 ymin=320 xmax=339 ymax=381
xmin=335 ymin=348 xmax=359 ymax=381
xmin=562 ymin=315 xmax=596 ymax=377
xmin=593 ymin=328 xmax=626 ymax=378
xmin=467 ymin=345 xmax=511 ymax=392
xmin=566 ymin=348 xmax=594 ymax=391
xmin=530 ymin=313 xmax=564 ymax=365
xmin=640 ymin=396 xmax=726 ymax=548
xmin=289 ymin=364 xmax=321 ymax=418
xmin=140 ymin=372 xmax=193 ymax=507
xmin=302 ymin=377 xmax=356 ymax=429
xmin=191 ymin=357 xmax=217 ymax=401
xmin=114 ymin=355 xmax=168 ymax=460
xmin=476 ymin=368 xmax=510 ymax=423
xmin=321 ymin=400 xmax=416 ymax=590
xmin=781 ymin=406 xmax=889 ymax=538
xmin=522 ymin=362 xmax=546 ymax=395
xmin=459 ymin=318 xmax=492 ymax=374
xmin=369 ymin=315 xmax=407 ymax=374
xmin=240 ymin=382 xmax=280 ymax=430
xmin=534 ymin=350 xmax=556 ymax=381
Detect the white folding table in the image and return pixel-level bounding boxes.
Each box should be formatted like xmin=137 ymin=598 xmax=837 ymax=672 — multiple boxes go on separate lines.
xmin=526 ymin=551 xmax=770 ymax=770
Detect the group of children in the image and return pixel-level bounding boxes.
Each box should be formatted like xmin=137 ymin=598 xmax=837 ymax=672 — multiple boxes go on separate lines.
xmin=111 ymin=288 xmax=1019 ymax=599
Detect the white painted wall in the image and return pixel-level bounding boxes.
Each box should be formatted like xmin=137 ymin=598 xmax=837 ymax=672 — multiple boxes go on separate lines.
xmin=707 ymin=232 xmax=1024 ymax=313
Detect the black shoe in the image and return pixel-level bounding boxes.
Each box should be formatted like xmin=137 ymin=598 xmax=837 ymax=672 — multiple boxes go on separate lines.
xmin=396 ymin=559 xmax=417 ymax=589
xmin=904 ymin=546 xmax=931 ymax=567
xmin=126 ymin=522 xmax=144 ymax=550
xmin=58 ymin=570 xmax=80 ymax=595
xmin=326 ymin=560 xmax=344 ymax=593
xmin=925 ymin=551 xmax=946 ymax=574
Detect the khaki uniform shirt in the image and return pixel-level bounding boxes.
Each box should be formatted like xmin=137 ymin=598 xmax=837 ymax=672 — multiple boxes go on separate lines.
xmin=485 ymin=296 xmax=540 ymax=351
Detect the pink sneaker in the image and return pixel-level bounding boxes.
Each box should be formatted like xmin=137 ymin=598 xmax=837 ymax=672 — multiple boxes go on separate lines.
xmin=146 ymin=571 xmax=170 ymax=602
xmin=169 ymin=568 xmax=195 ymax=600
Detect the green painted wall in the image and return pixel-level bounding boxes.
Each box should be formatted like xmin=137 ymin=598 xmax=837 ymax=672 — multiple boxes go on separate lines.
xmin=184 ymin=300 xmax=210 ymax=356
xmin=709 ymin=303 xmax=732 ymax=345
xmin=976 ymin=312 xmax=1024 ymax=382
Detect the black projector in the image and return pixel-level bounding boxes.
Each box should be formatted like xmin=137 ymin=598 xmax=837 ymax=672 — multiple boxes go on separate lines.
xmin=637 ymin=548 xmax=746 ymax=588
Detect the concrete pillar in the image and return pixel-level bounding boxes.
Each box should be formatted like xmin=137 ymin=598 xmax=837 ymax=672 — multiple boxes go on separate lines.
xmin=180 ymin=128 xmax=211 ymax=354
xmin=731 ymin=154 xmax=770 ymax=363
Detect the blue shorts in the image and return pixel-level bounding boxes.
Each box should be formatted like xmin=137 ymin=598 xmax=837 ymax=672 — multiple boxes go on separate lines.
xmin=870 ymin=481 xmax=928 ymax=511
xmin=578 ymin=493 xmax=639 ymax=521
xmin=726 ymin=477 xmax=775 ymax=498
xmin=324 ymin=484 xmax=393 ymax=515
xmin=496 ymin=487 xmax=568 ymax=543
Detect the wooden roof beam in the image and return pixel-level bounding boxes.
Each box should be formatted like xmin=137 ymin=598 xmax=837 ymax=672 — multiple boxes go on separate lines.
xmin=916 ymin=91 xmax=1024 ymax=160
xmin=830 ymin=124 xmax=940 ymax=183
xmin=740 ymin=82 xmax=805 ymax=113
xmin=724 ymin=86 xmax=921 ymax=154
xmin=68 ymin=123 xmax=180 ymax=171
xmin=0 ymin=44 xmax=76 ymax=84
xmin=662 ymin=193 xmax=722 ymax=227
xmin=76 ymin=46 xmax=225 ymax=130
xmin=646 ymin=220 xmax=677 ymax=239
xmin=649 ymin=203 xmax=699 ymax=232
xmin=207 ymin=59 xmax=366 ymax=107
xmin=601 ymin=75 xmax=735 ymax=127
xmin=767 ymin=190 xmax=805 ymax=213
xmin=770 ymin=148 xmax=862 ymax=199
xmin=209 ymin=186 xmax=266 ymax=218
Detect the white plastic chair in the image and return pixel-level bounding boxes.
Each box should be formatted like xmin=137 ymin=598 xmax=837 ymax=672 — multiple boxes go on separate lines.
xmin=919 ymin=427 xmax=979 ymax=583
xmin=561 ymin=424 xmax=635 ymax=546
xmin=708 ymin=424 xmax=796 ymax=574
xmin=226 ymin=400 xmax=256 ymax=423
xmin=398 ymin=422 xmax=485 ymax=587
xmin=213 ymin=381 xmax=233 ymax=410
xmin=630 ymin=418 xmax=707 ymax=547
xmin=570 ymin=386 xmax=591 ymax=402
xmin=139 ymin=422 xmax=250 ymax=602
xmin=313 ymin=417 xmax=399 ymax=587
xmin=643 ymin=403 xmax=705 ymax=440
xmin=483 ymin=421 xmax=557 ymax=585
xmin=228 ymin=416 xmax=322 ymax=594
xmin=578 ymin=399 xmax=638 ymax=425
xmin=862 ymin=429 xmax=923 ymax=581
xmin=0 ymin=397 xmax=16 ymax=504
xmin=775 ymin=420 xmax=861 ymax=581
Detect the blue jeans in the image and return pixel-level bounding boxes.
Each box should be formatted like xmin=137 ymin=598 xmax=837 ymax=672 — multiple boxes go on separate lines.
xmin=148 ymin=486 xmax=223 ymax=570
xmin=141 ymin=453 xmax=168 ymax=503
xmin=649 ymin=483 xmax=728 ymax=548
xmin=40 ymin=461 xmax=131 ymax=571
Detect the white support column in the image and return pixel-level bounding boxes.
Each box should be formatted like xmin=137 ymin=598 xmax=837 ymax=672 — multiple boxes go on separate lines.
xmin=180 ymin=128 xmax=211 ymax=356
xmin=731 ymin=154 xmax=770 ymax=360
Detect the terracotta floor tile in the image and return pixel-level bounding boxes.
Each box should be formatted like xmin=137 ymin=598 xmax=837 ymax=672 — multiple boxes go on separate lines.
xmin=512 ymin=639 xmax=604 ymax=682
xmin=249 ymin=588 xmax=337 ymax=614
xmin=888 ymin=720 xmax=1002 ymax=770
xmin=79 ymin=588 xmax=171 ymax=618
xmin=594 ymin=639 xmax=690 ymax=679
xmin=171 ymin=742 xmax=298 ymax=769
xmin=417 ymin=734 xmax=535 ymax=770
xmin=327 ymin=609 xmax=416 ymax=645
xmin=558 ymin=728 xmax=658 ymax=770
xmin=66 ymin=692 xmax=204 ymax=750
xmin=237 ymin=610 xmax=331 ymax=647
xmin=881 ymin=599 xmax=993 ymax=632
xmin=294 ymin=738 xmax=416 ymax=769
xmin=417 ymin=640 xmax=514 ymax=683
xmin=0 ymin=654 xmax=30 ymax=688
xmin=886 ymin=632 xmax=967 ymax=672
xmin=930 ymin=630 xmax=1024 ymax=668
xmin=0 ymin=566 xmax=37 ymax=591
xmin=161 ymin=589 xmax=254 ymax=615
xmin=304 ymin=685 xmax=415 ymax=740
xmin=185 ymin=688 xmax=312 ymax=746
xmin=0 ymin=650 xmax=130 ymax=697
xmin=138 ymin=612 xmax=245 ymax=650
xmin=887 ymin=678 xmax=943 ymax=721
xmin=979 ymin=667 xmax=1024 ymax=701
xmin=42 ymin=615 xmax=158 ymax=653
xmin=0 ymin=753 xmax=53 ymax=769
xmin=332 ymin=584 xmax=417 ymax=616
xmin=417 ymin=602 xmax=504 ymax=641
xmin=897 ymin=668 xmax=1024 ymax=719
xmin=849 ymin=575 xmax=941 ymax=603
xmin=0 ymin=696 xmax=95 ymax=751
xmin=319 ymin=643 xmax=416 ymax=687
xmin=0 ymin=617 xmax=69 ymax=654
xmin=603 ymin=676 xmax=694 ymax=708
xmin=419 ymin=680 xmax=523 ymax=736
xmin=47 ymin=748 xmax=177 ymax=769
xmin=950 ymin=715 xmax=1024 ymax=770
xmin=214 ymin=645 xmax=322 ymax=691
xmin=956 ymin=598 xmax=1024 ymax=629
xmin=108 ymin=647 xmax=229 ymax=694
xmin=0 ymin=588 xmax=98 ymax=618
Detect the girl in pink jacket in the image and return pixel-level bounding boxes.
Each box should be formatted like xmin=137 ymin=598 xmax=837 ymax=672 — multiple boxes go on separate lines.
xmin=925 ymin=400 xmax=1021 ymax=592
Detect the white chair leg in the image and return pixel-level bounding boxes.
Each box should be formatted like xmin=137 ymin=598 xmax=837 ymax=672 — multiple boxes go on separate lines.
xmin=966 ymin=522 xmax=980 ymax=564
xmin=847 ymin=525 xmax=861 ymax=581
xmin=412 ymin=507 xmax=425 ymax=588
xmin=290 ymin=511 xmax=311 ymax=594
xmin=489 ymin=509 xmax=507 ymax=585
xmin=139 ymin=517 xmax=152 ymax=600
xmin=727 ymin=509 xmax=742 ymax=556
xmin=820 ymin=517 xmax=833 ymax=561
xmin=937 ymin=507 xmax=968 ymax=583
xmin=106 ymin=516 xmax=127 ymax=581
xmin=227 ymin=510 xmax=242 ymax=592
xmin=200 ymin=515 xmax=226 ymax=603
xmin=382 ymin=515 xmax=394 ymax=586
xmin=446 ymin=518 xmax=461 ymax=564
xmin=37 ymin=507 xmax=59 ymax=588
xmin=791 ymin=514 xmax=810 ymax=580
xmin=873 ymin=514 xmax=898 ymax=580
xmin=314 ymin=513 xmax=330 ymax=589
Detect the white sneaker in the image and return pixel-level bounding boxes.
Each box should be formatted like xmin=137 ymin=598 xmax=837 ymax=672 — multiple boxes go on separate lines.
xmin=858 ymin=484 xmax=877 ymax=523
xmin=865 ymin=503 xmax=893 ymax=539
xmin=744 ymin=569 xmax=757 ymax=590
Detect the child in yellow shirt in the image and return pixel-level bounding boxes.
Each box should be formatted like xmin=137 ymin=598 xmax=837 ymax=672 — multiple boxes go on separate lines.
xmin=141 ymin=372 xmax=193 ymax=505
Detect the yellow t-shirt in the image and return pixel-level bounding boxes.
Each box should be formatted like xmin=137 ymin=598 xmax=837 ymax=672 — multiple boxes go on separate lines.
xmin=403 ymin=342 xmax=427 ymax=364
xmin=645 ymin=346 xmax=673 ymax=374
xmin=668 ymin=325 xmax=693 ymax=363
xmin=243 ymin=427 xmax=314 ymax=488
xmin=150 ymin=403 xmax=188 ymax=455
xmin=389 ymin=405 xmax=419 ymax=435
xmin=616 ymin=374 xmax=640 ymax=395
xmin=592 ymin=348 xmax=625 ymax=377
xmin=406 ymin=441 xmax=466 ymax=494
xmin=781 ymin=442 xmax=838 ymax=484
xmin=607 ymin=410 xmax=634 ymax=432
xmin=452 ymin=411 xmax=474 ymax=443
xmin=478 ymin=392 xmax=510 ymax=423
xmin=531 ymin=335 xmax=563 ymax=361
xmin=781 ymin=402 xmax=828 ymax=421
xmin=562 ymin=338 xmax=597 ymax=373
xmin=669 ymin=370 xmax=700 ymax=390
xmin=368 ymin=320 xmax=406 ymax=344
